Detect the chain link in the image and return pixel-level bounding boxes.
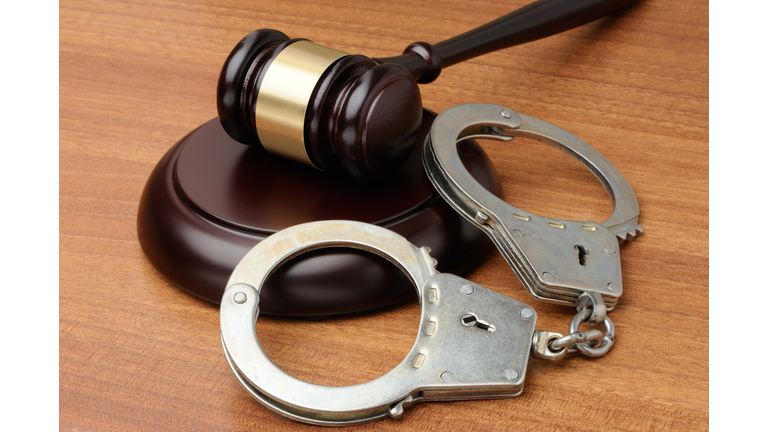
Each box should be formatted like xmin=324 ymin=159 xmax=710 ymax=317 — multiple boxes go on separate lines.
xmin=568 ymin=308 xmax=615 ymax=357
xmin=530 ymin=291 xmax=616 ymax=360
xmin=549 ymin=329 xmax=603 ymax=351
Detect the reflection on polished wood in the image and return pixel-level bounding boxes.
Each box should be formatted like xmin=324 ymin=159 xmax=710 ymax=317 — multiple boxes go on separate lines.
xmin=60 ymin=0 xmax=708 ymax=430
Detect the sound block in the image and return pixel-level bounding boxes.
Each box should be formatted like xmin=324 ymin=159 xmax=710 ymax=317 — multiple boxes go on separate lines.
xmin=137 ymin=110 xmax=502 ymax=316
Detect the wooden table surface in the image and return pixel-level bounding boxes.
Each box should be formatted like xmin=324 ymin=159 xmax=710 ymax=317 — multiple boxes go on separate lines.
xmin=60 ymin=0 xmax=709 ymax=430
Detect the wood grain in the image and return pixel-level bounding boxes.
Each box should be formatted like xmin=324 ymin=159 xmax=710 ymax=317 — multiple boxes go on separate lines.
xmin=60 ymin=0 xmax=708 ymax=430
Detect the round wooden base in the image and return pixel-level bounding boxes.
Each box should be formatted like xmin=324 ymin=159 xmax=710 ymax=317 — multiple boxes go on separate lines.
xmin=137 ymin=111 xmax=502 ymax=316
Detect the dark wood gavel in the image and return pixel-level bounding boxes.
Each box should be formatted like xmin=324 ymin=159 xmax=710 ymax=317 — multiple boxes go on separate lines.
xmin=217 ymin=0 xmax=635 ymax=179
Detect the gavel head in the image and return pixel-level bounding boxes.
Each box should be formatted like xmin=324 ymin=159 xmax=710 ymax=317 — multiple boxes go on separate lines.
xmin=217 ymin=29 xmax=423 ymax=179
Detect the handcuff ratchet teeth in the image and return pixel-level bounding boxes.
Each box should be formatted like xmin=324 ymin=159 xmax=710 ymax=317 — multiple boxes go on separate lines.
xmin=220 ymin=221 xmax=537 ymax=426
xmin=423 ymin=103 xmax=642 ymax=310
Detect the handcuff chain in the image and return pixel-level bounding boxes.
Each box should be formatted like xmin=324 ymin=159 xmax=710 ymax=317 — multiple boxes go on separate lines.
xmin=531 ymin=292 xmax=616 ymax=360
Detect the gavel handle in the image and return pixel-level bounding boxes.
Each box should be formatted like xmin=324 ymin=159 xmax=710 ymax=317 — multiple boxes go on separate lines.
xmin=377 ymin=0 xmax=637 ymax=83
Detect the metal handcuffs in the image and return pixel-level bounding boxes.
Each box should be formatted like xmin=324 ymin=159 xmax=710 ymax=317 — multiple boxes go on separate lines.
xmin=220 ymin=104 xmax=642 ymax=425
xmin=424 ymin=103 xmax=642 ymax=310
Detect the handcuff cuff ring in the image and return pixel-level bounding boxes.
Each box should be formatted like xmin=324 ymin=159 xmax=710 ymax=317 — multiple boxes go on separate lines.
xmin=423 ymin=103 xmax=642 ymax=309
xmin=220 ymin=220 xmax=537 ymax=426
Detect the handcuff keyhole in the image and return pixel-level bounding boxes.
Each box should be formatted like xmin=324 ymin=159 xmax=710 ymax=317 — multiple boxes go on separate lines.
xmin=461 ymin=313 xmax=496 ymax=332
xmin=462 ymin=314 xmax=477 ymax=326
xmin=575 ymin=244 xmax=588 ymax=266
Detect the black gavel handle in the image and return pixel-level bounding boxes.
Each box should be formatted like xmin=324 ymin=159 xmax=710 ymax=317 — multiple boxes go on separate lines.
xmin=377 ymin=0 xmax=637 ymax=83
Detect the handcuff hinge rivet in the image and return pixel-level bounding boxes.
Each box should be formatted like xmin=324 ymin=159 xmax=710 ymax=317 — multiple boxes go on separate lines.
xmin=520 ymin=308 xmax=534 ymax=320
xmin=233 ymin=292 xmax=247 ymax=304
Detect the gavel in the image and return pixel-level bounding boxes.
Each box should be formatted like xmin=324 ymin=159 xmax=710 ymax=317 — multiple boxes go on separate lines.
xmin=217 ymin=0 xmax=635 ymax=179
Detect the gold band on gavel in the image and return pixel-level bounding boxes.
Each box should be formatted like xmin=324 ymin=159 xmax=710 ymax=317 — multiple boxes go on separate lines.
xmin=255 ymin=41 xmax=349 ymax=167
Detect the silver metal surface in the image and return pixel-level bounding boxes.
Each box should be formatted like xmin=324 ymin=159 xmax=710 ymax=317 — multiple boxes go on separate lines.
xmin=220 ymin=221 xmax=538 ymax=426
xmin=233 ymin=291 xmax=247 ymax=304
xmin=576 ymin=291 xmax=607 ymax=323
xmin=531 ymin=330 xmax=567 ymax=361
xmin=423 ymin=103 xmax=643 ymax=309
xmin=549 ymin=330 xmax=603 ymax=351
xmin=460 ymin=283 xmax=474 ymax=295
xmin=568 ymin=308 xmax=615 ymax=358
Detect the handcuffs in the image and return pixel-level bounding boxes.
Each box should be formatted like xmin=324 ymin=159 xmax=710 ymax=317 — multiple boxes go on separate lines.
xmin=220 ymin=103 xmax=642 ymax=425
